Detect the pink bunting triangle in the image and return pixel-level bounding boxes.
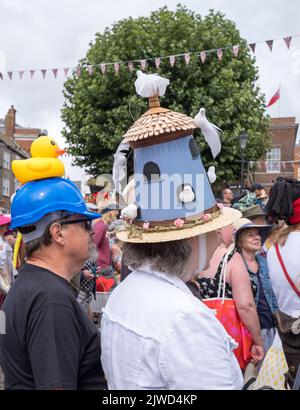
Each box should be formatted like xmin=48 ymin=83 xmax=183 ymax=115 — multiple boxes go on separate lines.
xmin=169 ymin=56 xmax=176 ymax=67
xmin=155 ymin=58 xmax=161 ymax=69
xmin=76 ymin=66 xmax=81 ymax=76
xmin=249 ymin=43 xmax=256 ymax=53
xmin=284 ymin=36 xmax=292 ymax=49
xmin=100 ymin=64 xmax=106 ymax=74
xmin=41 ymin=69 xmax=47 ymax=79
xmin=184 ymin=53 xmax=190 ymax=65
xmin=200 ymin=51 xmax=206 ymax=64
xmin=19 ymin=71 xmax=24 ymax=80
xmin=63 ymin=68 xmax=69 ymax=77
xmin=266 ymin=40 xmax=273 ymax=52
xmin=30 ymin=70 xmax=35 ymax=79
xmin=232 ymin=45 xmax=240 ymax=57
xmin=128 ymin=62 xmax=134 ymax=72
xmin=217 ymin=48 xmax=223 ymax=62
xmin=140 ymin=59 xmax=146 ymax=71
xmin=52 ymin=69 xmax=58 ymax=78
xmin=114 ymin=62 xmax=120 ymax=74
xmin=87 ymin=65 xmax=93 ymax=75
xmin=7 ymin=72 xmax=13 ymax=80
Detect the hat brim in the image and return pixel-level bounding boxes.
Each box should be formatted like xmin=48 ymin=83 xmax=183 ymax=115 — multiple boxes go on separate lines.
xmin=235 ymin=223 xmax=272 ymax=245
xmin=116 ymin=207 xmax=242 ymax=243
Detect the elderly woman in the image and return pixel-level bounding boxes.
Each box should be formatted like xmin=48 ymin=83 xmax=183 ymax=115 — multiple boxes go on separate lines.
xmin=235 ymin=220 xmax=278 ymax=354
xmin=101 ymin=236 xmax=243 ymax=390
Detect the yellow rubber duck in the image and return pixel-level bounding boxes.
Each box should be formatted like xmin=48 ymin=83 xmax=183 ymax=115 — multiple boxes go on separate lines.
xmin=12 ymin=136 xmax=66 ymax=184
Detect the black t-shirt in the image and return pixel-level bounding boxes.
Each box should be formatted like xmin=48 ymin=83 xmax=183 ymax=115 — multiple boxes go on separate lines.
xmin=0 ymin=263 xmax=105 ymax=390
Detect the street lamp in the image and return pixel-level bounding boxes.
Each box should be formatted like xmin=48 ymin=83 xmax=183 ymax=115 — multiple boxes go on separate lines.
xmin=239 ymin=131 xmax=249 ymax=194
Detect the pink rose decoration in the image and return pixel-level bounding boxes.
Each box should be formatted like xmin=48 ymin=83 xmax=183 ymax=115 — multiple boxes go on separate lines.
xmin=143 ymin=222 xmax=150 ymax=230
xmin=217 ymin=202 xmax=224 ymax=209
xmin=174 ymin=218 xmax=185 ymax=228
xmin=202 ymin=213 xmax=212 ymax=222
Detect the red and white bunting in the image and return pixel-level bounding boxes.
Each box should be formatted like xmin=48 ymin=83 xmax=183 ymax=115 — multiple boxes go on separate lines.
xmin=184 ymin=53 xmax=191 ymax=65
xmin=7 ymin=72 xmax=13 ymax=80
xmin=41 ymin=69 xmax=47 ymax=79
xmin=200 ymin=51 xmax=206 ymax=64
xmin=284 ymin=36 xmax=292 ymax=49
xmin=140 ymin=59 xmax=147 ymax=71
xmin=52 ymin=69 xmax=58 ymax=79
xmin=100 ymin=64 xmax=106 ymax=74
xmin=249 ymin=43 xmax=256 ymax=53
xmin=87 ymin=65 xmax=93 ymax=76
xmin=232 ymin=45 xmax=240 ymax=57
xmin=169 ymin=56 xmax=176 ymax=67
xmin=266 ymin=40 xmax=273 ymax=52
xmin=155 ymin=57 xmax=161 ymax=69
xmin=217 ymin=48 xmax=223 ymax=62
xmin=76 ymin=67 xmax=81 ymax=76
xmin=114 ymin=62 xmax=120 ymax=74
xmin=30 ymin=70 xmax=35 ymax=79
xmin=63 ymin=68 xmax=69 ymax=77
xmin=19 ymin=71 xmax=24 ymax=80
xmin=128 ymin=62 xmax=134 ymax=72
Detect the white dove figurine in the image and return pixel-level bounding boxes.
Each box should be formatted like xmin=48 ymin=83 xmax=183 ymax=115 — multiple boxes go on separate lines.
xmin=207 ymin=166 xmax=217 ymax=184
xmin=121 ymin=203 xmax=138 ymax=220
xmin=194 ymin=108 xmax=222 ymax=159
xmin=179 ymin=185 xmax=195 ymax=203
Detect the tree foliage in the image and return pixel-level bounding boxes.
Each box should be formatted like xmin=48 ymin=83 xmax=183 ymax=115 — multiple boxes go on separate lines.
xmin=61 ymin=5 xmax=270 ymax=183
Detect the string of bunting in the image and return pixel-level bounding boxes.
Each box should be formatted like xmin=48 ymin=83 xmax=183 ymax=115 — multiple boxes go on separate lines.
xmin=0 ymin=34 xmax=298 ymax=81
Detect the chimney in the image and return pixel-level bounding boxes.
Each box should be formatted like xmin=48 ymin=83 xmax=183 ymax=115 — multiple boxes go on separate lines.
xmin=5 ymin=105 xmax=16 ymax=139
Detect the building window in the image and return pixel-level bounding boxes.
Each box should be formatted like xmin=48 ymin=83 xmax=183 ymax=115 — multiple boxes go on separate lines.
xmin=143 ymin=162 xmax=161 ymax=182
xmin=3 ymin=151 xmax=11 ymax=169
xmin=266 ymin=148 xmax=281 ymax=173
xmin=2 ymin=177 xmax=10 ymax=197
xmin=14 ymin=177 xmax=21 ymax=191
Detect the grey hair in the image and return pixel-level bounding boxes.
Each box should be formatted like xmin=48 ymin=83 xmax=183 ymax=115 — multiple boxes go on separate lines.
xmin=123 ymin=239 xmax=192 ymax=279
xmin=24 ymin=226 xmax=53 ymax=258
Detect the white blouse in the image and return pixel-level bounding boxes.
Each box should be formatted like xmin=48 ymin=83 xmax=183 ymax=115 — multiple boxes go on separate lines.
xmin=101 ymin=265 xmax=243 ymax=390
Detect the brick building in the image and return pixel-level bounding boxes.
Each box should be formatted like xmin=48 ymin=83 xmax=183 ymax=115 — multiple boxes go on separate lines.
xmin=0 ymin=106 xmax=46 ymax=212
xmin=252 ymin=117 xmax=298 ymax=190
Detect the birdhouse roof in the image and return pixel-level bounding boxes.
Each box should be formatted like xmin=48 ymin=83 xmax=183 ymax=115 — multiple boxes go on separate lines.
xmin=122 ymin=103 xmax=197 ymax=148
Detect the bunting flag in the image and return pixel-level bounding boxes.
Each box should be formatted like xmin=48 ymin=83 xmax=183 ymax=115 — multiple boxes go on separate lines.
xmin=264 ymin=161 xmax=268 ymax=169
xmin=63 ymin=68 xmax=69 ymax=77
xmin=217 ymin=48 xmax=223 ymax=62
xmin=200 ymin=51 xmax=206 ymax=64
xmin=266 ymin=40 xmax=274 ymax=52
xmin=140 ymin=59 xmax=147 ymax=71
xmin=19 ymin=71 xmax=24 ymax=80
xmin=100 ymin=64 xmax=106 ymax=74
xmin=155 ymin=57 xmax=161 ymax=69
xmin=128 ymin=62 xmax=134 ymax=72
xmin=282 ymin=162 xmax=286 ymax=170
xmin=75 ymin=66 xmax=81 ymax=76
xmin=233 ymin=45 xmax=240 ymax=57
xmin=184 ymin=53 xmax=191 ymax=65
xmin=30 ymin=70 xmax=35 ymax=79
xmin=249 ymin=43 xmax=256 ymax=53
xmin=114 ymin=62 xmax=120 ymax=74
xmin=87 ymin=65 xmax=93 ymax=76
xmin=41 ymin=69 xmax=47 ymax=79
xmin=0 ymin=72 xmax=3 ymax=80
xmin=7 ymin=72 xmax=13 ymax=80
xmin=52 ymin=68 xmax=58 ymax=78
xmin=266 ymin=88 xmax=280 ymax=107
xmin=284 ymin=36 xmax=292 ymax=49
xmin=169 ymin=56 xmax=176 ymax=67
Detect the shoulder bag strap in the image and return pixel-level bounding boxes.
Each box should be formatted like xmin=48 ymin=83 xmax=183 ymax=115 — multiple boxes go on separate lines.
xmin=275 ymin=242 xmax=300 ymax=298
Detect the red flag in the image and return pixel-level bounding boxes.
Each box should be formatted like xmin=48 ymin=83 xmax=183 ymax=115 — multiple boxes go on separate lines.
xmin=284 ymin=36 xmax=292 ymax=49
xmin=266 ymin=88 xmax=280 ymax=108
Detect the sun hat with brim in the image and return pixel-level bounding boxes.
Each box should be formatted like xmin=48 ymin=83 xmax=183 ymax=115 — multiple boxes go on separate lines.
xmin=234 ymin=220 xmax=272 ymax=246
xmin=116 ymin=206 xmax=242 ymax=243
xmin=0 ymin=215 xmax=11 ymax=226
xmin=242 ymin=205 xmax=266 ymax=220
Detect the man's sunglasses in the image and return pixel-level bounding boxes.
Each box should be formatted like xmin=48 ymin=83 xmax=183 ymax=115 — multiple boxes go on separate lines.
xmin=59 ymin=218 xmax=93 ymax=231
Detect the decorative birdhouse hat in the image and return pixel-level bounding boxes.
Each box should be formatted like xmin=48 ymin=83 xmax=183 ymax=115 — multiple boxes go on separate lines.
xmin=116 ymin=71 xmax=241 ymax=243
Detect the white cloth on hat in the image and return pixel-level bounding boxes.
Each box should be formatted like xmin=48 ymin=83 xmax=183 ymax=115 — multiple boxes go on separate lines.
xmin=101 ymin=264 xmax=243 ymax=390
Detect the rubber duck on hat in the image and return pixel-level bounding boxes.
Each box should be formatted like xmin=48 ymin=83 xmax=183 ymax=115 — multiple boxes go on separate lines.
xmin=12 ymin=135 xmax=65 ymax=184
xmin=115 ymin=71 xmax=241 ymax=244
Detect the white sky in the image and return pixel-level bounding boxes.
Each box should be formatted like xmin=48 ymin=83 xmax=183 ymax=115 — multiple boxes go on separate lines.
xmin=0 ymin=0 xmax=300 ymax=192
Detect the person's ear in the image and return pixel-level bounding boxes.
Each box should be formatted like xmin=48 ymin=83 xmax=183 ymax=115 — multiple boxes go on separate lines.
xmin=49 ymin=223 xmax=65 ymax=245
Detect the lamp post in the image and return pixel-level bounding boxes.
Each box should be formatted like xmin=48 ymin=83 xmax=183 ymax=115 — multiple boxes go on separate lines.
xmin=239 ymin=131 xmax=249 ymax=195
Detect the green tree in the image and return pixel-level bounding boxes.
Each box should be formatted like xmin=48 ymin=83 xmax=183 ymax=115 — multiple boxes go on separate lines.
xmin=61 ymin=5 xmax=270 ymax=183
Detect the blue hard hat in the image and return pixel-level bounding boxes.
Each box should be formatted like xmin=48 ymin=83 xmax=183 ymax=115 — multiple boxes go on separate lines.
xmin=11 ymin=177 xmax=101 ymax=229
